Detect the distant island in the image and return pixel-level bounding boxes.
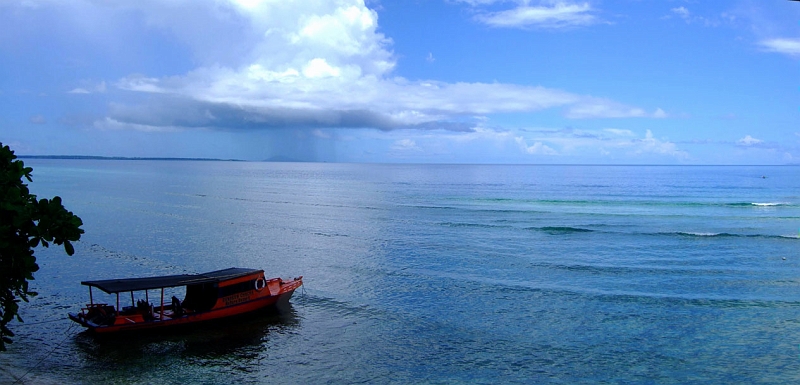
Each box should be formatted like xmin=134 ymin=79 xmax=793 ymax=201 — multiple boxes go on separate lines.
xmin=18 ymin=155 xmax=245 ymax=162
xmin=18 ymin=155 xmax=318 ymax=162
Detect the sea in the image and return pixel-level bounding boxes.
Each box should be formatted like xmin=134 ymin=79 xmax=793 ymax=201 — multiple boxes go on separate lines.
xmin=1 ymin=160 xmax=799 ymax=384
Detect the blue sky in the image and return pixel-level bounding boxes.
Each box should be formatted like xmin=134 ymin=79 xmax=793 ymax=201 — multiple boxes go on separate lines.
xmin=1 ymin=0 xmax=798 ymax=164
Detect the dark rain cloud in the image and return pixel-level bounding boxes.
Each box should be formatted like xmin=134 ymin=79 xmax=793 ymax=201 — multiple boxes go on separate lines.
xmin=106 ymin=95 xmax=479 ymax=132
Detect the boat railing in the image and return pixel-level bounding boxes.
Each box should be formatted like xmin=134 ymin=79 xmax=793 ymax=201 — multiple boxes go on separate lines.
xmin=80 ymin=303 xmax=114 ymax=316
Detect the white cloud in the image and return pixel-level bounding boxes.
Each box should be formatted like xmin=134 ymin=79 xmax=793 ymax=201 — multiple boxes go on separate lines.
xmin=737 ymin=135 xmax=763 ymax=146
xmin=20 ymin=0 xmax=657 ymax=132
xmin=115 ymin=68 xmax=616 ymax=129
xmin=442 ymin=125 xmax=515 ymax=144
xmin=312 ymin=129 xmax=331 ymax=139
xmin=565 ymin=99 xmax=666 ymax=119
xmin=94 ymin=117 xmax=183 ymax=132
xmin=302 ymin=58 xmax=341 ymax=78
xmin=515 ymin=136 xmax=558 ymax=155
xmin=664 ymin=6 xmax=723 ymax=27
xmin=118 ymin=75 xmax=164 ymax=93
xmin=29 ymin=114 xmax=46 ymax=124
xmin=454 ymin=0 xmax=500 ymax=5
xmin=68 ymin=81 xmax=107 ymax=94
xmin=633 ymin=130 xmax=688 ymax=159
xmin=391 ymin=138 xmax=420 ymax=151
xmin=671 ymin=7 xmax=690 ymax=21
xmin=509 ymin=128 xmax=688 ymax=160
xmin=473 ymin=1 xmax=598 ymax=29
xmin=759 ymin=38 xmax=800 ymax=58
xmin=603 ymin=128 xmax=634 ymax=137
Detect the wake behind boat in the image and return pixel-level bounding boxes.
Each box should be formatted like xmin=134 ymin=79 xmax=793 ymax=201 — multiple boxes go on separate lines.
xmin=69 ymin=268 xmax=302 ymax=334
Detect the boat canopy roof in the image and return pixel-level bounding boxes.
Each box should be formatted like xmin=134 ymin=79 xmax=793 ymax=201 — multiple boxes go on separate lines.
xmin=81 ymin=268 xmax=262 ymax=294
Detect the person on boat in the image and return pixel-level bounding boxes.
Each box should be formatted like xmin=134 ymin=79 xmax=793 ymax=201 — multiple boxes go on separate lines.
xmin=171 ymin=296 xmax=183 ymax=317
xmin=137 ymin=299 xmax=154 ymax=321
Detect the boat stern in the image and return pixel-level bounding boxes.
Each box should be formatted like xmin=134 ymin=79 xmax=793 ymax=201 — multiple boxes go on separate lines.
xmin=69 ymin=312 xmax=95 ymax=329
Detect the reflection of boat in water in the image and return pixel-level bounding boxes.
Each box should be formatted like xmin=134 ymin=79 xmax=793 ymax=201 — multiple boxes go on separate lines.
xmin=69 ymin=268 xmax=302 ymax=334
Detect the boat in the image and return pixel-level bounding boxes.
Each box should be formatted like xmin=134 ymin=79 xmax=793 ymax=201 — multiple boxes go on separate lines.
xmin=68 ymin=267 xmax=302 ymax=334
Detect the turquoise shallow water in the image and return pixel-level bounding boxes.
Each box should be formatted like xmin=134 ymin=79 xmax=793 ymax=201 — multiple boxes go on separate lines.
xmin=2 ymin=161 xmax=800 ymax=384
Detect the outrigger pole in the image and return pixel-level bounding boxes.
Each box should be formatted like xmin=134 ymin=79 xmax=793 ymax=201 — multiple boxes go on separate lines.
xmin=160 ymin=288 xmax=164 ymax=321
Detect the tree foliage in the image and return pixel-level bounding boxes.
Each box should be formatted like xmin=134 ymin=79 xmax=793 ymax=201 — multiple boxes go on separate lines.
xmin=0 ymin=143 xmax=83 ymax=351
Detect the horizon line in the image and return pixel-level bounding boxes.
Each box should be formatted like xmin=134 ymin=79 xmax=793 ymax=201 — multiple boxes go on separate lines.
xmin=16 ymin=155 xmax=800 ymax=167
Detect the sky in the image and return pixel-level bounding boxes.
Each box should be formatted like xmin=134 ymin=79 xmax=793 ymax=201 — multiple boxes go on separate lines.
xmin=1 ymin=0 xmax=799 ymax=164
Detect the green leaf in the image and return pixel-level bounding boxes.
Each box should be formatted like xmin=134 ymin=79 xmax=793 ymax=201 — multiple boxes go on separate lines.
xmin=0 ymin=142 xmax=83 ymax=350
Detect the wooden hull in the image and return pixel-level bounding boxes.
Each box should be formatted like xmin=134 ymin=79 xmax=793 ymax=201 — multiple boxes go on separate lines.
xmin=69 ymin=274 xmax=301 ymax=334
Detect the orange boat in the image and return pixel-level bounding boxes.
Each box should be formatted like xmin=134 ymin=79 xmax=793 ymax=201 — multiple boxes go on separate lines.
xmin=68 ymin=268 xmax=302 ymax=334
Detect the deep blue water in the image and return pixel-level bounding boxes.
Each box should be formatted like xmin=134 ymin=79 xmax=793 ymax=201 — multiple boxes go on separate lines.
xmin=2 ymin=161 xmax=800 ymax=384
